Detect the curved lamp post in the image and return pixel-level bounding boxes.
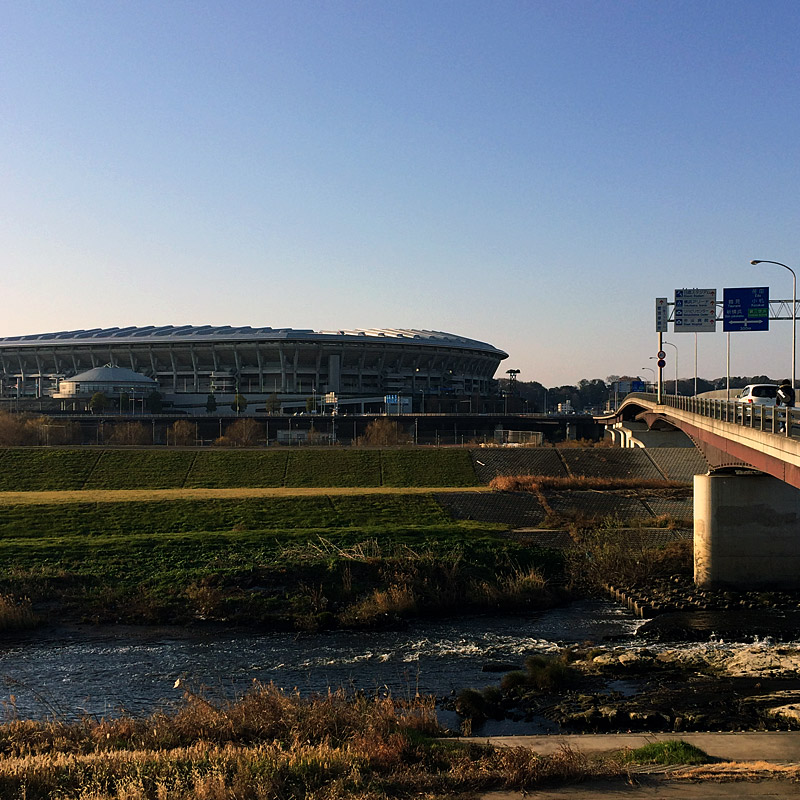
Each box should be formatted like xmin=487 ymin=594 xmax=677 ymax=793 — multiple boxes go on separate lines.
xmin=662 ymin=341 xmax=679 ymax=396
xmin=751 ymin=259 xmax=796 ymax=390
xmin=641 ymin=366 xmax=656 ymax=393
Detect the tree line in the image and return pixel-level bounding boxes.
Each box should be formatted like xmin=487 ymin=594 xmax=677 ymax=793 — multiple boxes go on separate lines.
xmin=500 ymin=375 xmax=784 ymax=414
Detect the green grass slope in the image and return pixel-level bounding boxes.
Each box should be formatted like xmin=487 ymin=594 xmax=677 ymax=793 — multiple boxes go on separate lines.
xmin=0 ymin=447 xmax=479 ymax=490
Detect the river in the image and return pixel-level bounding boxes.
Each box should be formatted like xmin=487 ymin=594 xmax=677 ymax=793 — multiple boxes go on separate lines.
xmin=0 ymin=600 xmax=643 ymax=732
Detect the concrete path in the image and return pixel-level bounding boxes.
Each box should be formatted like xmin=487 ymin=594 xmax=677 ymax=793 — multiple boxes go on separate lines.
xmin=464 ymin=732 xmax=800 ymax=762
xmin=483 ymin=779 xmax=800 ymax=798
xmin=472 ymin=734 xmax=800 ymax=798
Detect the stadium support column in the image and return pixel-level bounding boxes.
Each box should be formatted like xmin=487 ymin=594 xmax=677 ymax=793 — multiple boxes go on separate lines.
xmin=278 ymin=345 xmax=287 ymax=393
xmin=327 ymin=354 xmax=341 ymax=393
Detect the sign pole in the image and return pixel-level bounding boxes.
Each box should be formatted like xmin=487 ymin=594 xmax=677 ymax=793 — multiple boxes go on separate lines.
xmin=657 ymin=332 xmax=663 ymax=403
xmin=726 ymin=332 xmax=730 ymax=401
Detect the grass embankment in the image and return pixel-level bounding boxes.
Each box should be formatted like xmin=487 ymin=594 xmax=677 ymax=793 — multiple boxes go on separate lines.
xmin=0 ymin=685 xmax=627 ymax=799
xmin=0 ymin=447 xmax=480 ymax=490
xmin=0 ymin=494 xmax=564 ymax=629
xmin=0 ymin=448 xmax=536 ymax=628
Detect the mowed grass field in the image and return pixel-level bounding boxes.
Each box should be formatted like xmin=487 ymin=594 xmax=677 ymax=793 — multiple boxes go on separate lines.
xmin=0 ymin=447 xmax=479 ymax=491
xmin=0 ymin=447 xmax=568 ymax=628
xmin=0 ymin=491 xmax=562 ymax=628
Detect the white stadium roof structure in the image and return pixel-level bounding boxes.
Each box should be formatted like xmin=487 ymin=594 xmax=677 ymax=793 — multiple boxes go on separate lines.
xmin=0 ymin=325 xmax=508 ymax=398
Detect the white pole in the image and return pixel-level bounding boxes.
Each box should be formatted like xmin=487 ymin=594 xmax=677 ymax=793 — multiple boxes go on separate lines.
xmin=726 ymin=332 xmax=730 ymax=401
xmin=751 ymin=260 xmax=797 ymax=389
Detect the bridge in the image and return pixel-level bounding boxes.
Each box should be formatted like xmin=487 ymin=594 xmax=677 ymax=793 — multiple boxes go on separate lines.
xmin=600 ymin=394 xmax=800 ymax=590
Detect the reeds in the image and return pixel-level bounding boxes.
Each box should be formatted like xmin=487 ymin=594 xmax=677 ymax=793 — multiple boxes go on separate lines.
xmin=0 ymin=594 xmax=39 ymax=631
xmin=490 ymin=474 xmax=688 ymax=492
xmin=0 ymin=685 xmax=626 ymax=798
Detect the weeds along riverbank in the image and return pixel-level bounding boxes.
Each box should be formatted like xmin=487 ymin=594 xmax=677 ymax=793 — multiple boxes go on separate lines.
xmin=0 ymin=494 xmax=567 ymax=630
xmin=0 ymin=683 xmax=636 ymax=800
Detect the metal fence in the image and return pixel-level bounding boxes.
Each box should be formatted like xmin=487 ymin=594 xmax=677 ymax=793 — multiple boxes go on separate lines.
xmin=629 ymin=392 xmax=798 ymax=438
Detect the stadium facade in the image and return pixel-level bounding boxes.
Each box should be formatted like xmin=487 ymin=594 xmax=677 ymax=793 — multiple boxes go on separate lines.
xmin=0 ymin=326 xmax=508 ymax=408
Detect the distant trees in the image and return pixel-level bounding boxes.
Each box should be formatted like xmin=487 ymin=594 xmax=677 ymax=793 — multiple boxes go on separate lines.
xmin=107 ymin=422 xmax=150 ymax=445
xmin=511 ymin=373 xmax=784 ymax=412
xmin=215 ymin=418 xmax=262 ymax=447
xmin=168 ymin=419 xmax=196 ymax=446
xmin=205 ymin=394 xmax=217 ymax=414
xmin=231 ymin=393 xmax=248 ymax=414
xmin=88 ymin=392 xmax=109 ymax=414
xmin=265 ymin=393 xmax=280 ymax=414
xmin=356 ymin=418 xmax=412 ymax=446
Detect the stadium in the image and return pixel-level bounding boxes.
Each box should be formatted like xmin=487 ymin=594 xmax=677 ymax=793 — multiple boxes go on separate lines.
xmin=0 ymin=325 xmax=508 ymax=413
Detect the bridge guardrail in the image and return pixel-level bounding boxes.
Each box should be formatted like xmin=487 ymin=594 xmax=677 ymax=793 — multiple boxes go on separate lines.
xmin=624 ymin=392 xmax=797 ymax=438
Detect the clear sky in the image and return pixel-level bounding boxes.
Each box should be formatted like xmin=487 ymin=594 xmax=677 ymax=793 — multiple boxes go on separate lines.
xmin=3 ymin=0 xmax=800 ymax=387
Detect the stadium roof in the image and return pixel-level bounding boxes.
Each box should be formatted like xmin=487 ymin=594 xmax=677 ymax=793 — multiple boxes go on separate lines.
xmin=0 ymin=325 xmax=507 ymax=356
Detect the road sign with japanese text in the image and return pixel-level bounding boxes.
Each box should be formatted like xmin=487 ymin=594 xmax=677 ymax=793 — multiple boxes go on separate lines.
xmin=723 ymin=287 xmax=769 ymax=332
xmin=655 ymin=297 xmax=669 ymax=332
xmin=673 ymin=288 xmax=717 ymax=332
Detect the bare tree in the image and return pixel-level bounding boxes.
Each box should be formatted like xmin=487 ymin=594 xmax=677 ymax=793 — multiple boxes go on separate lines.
xmin=168 ymin=419 xmax=196 ymax=446
xmin=214 ymin=418 xmax=263 ymax=447
xmin=355 ymin=418 xmax=412 ymax=446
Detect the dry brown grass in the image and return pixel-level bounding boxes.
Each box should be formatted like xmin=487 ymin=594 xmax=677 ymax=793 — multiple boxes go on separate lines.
xmin=490 ymin=475 xmax=688 ymax=492
xmin=0 ymin=594 xmax=39 ymax=631
xmin=0 ymin=686 xmax=627 ymax=798
xmin=0 ymin=485 xmax=491 ymax=506
xmin=670 ymin=761 xmax=800 ymax=779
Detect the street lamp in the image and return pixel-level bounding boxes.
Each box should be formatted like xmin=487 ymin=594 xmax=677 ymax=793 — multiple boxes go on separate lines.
xmin=662 ymin=341 xmax=679 ymax=396
xmin=751 ymin=259 xmax=796 ymax=390
xmin=641 ymin=367 xmax=655 ymax=393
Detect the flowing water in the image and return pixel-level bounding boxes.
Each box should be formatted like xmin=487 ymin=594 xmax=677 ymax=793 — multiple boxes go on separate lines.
xmin=0 ymin=600 xmax=641 ymax=732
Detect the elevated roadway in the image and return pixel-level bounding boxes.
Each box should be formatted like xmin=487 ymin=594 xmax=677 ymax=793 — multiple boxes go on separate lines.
xmin=600 ymin=392 xmax=800 ymax=488
xmin=597 ymin=394 xmax=800 ymax=590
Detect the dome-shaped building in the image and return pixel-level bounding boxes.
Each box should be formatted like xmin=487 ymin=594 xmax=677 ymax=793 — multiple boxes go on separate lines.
xmin=54 ymin=364 xmax=158 ymax=398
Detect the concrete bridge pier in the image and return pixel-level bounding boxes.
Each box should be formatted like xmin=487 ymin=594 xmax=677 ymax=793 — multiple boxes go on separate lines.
xmin=695 ymin=472 xmax=800 ymax=590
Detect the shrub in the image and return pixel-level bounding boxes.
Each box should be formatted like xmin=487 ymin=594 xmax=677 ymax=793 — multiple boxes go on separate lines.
xmin=624 ymin=739 xmax=711 ymax=765
xmin=356 ymin=418 xmax=412 ymax=446
xmin=490 ymin=474 xmax=688 ymax=492
xmin=455 ymin=688 xmax=488 ymax=720
xmin=564 ymin=528 xmax=692 ymax=590
xmin=0 ymin=595 xmax=39 ymax=631
xmin=0 ymin=412 xmax=40 ymax=446
xmin=169 ymin=419 xmax=197 ymax=446
xmin=107 ymin=422 xmax=151 ymax=445
xmin=523 ymin=654 xmax=575 ymax=691
xmin=215 ymin=418 xmax=263 ymax=447
xmin=500 ymin=671 xmax=528 ymax=692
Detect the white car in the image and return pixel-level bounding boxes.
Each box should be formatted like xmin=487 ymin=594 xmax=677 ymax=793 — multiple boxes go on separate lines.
xmin=735 ymin=384 xmax=778 ymax=406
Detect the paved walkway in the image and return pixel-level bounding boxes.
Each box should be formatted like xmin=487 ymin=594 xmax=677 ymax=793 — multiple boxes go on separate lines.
xmin=471 ymin=733 xmax=800 ymax=798
xmin=464 ymin=732 xmax=800 ymax=762
xmin=483 ymin=779 xmax=800 ymax=798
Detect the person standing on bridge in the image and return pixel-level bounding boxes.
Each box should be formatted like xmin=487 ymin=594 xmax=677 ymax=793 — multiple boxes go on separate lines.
xmin=776 ymin=378 xmax=795 ymax=433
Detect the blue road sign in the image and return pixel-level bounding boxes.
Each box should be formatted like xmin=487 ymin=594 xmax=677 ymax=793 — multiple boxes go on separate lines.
xmin=723 ymin=287 xmax=769 ymax=332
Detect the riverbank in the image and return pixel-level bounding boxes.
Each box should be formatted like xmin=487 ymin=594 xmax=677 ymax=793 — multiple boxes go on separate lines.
xmin=454 ymin=637 xmax=800 ymax=736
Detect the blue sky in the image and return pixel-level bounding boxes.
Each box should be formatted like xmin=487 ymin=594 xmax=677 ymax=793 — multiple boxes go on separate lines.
xmin=3 ymin=0 xmax=800 ymax=386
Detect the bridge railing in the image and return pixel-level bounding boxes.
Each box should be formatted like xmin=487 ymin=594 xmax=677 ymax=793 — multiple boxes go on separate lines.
xmin=631 ymin=392 xmax=798 ymax=438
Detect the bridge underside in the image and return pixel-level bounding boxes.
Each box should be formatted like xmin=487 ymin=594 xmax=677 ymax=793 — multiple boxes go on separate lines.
xmin=635 ymin=409 xmax=800 ymax=589
xmin=639 ymin=410 xmax=800 ymax=489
